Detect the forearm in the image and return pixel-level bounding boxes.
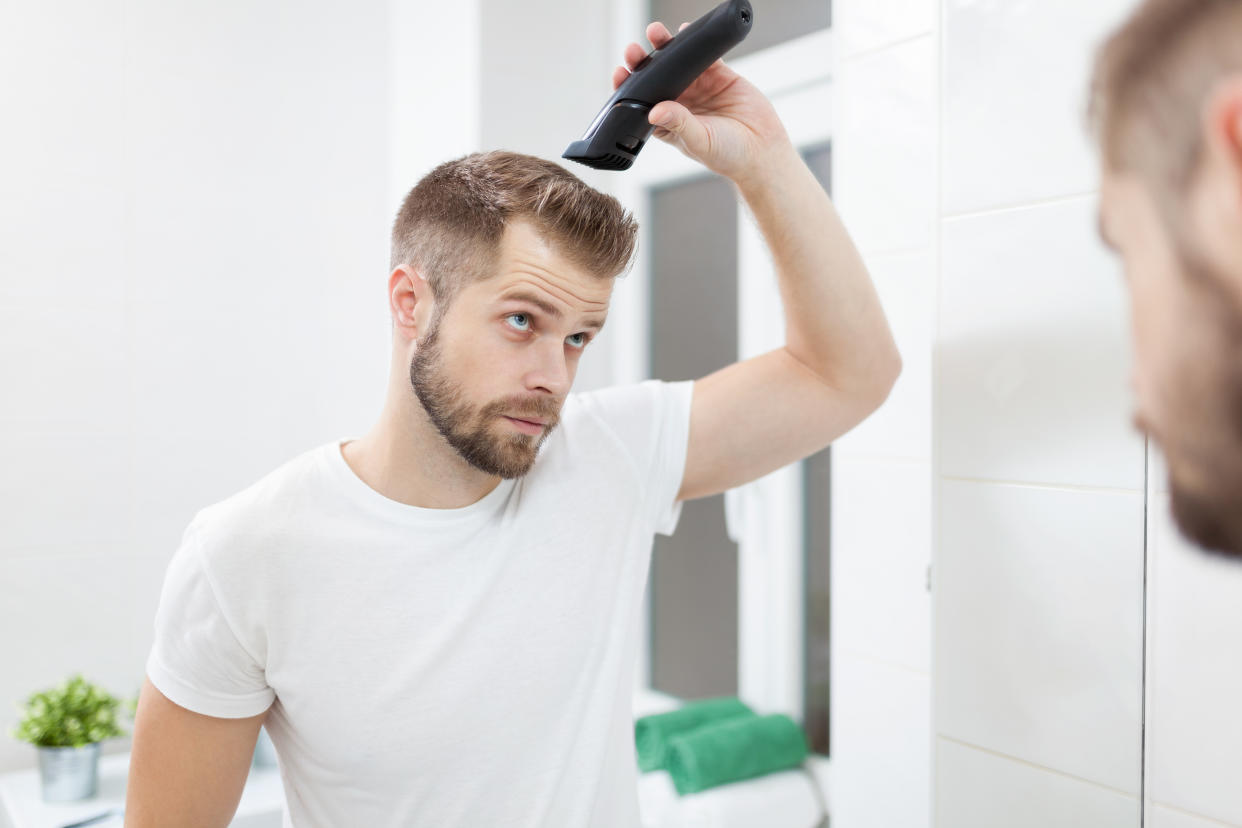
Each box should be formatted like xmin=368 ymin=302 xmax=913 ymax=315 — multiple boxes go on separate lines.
xmin=733 ymin=143 xmax=902 ymax=399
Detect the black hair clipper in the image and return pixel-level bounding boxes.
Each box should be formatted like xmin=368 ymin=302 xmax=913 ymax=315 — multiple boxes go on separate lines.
xmin=562 ymin=0 xmax=753 ymax=171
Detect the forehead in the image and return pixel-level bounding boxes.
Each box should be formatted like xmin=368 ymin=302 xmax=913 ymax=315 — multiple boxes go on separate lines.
xmin=473 ymin=219 xmax=612 ymax=320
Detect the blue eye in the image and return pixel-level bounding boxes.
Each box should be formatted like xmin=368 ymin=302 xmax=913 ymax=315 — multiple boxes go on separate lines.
xmin=505 ymin=313 xmax=590 ymax=349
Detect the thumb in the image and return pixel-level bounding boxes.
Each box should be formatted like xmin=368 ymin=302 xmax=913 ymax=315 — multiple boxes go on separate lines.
xmin=649 ymin=101 xmax=709 ymax=155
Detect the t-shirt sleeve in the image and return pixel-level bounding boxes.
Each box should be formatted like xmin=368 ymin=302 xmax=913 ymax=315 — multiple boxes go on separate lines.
xmin=145 ymin=519 xmax=275 ymax=718
xmin=573 ymin=378 xmax=695 ymax=537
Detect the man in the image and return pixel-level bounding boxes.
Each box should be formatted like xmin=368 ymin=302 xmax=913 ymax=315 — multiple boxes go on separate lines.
xmin=1090 ymin=0 xmax=1242 ymax=558
xmin=126 ymin=20 xmax=899 ymax=827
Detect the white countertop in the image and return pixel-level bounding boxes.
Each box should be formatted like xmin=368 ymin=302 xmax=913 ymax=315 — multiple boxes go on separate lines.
xmin=0 ymin=751 xmax=284 ymax=828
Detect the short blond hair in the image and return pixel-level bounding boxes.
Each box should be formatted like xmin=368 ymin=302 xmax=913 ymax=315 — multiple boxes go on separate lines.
xmin=390 ymin=151 xmax=638 ymax=314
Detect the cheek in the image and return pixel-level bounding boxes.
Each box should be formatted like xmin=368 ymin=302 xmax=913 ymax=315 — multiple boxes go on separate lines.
xmin=1126 ymin=272 xmax=1182 ymax=412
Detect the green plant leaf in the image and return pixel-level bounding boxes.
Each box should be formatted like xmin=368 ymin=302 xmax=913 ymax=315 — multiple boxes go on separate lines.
xmin=10 ymin=674 xmax=129 ymax=748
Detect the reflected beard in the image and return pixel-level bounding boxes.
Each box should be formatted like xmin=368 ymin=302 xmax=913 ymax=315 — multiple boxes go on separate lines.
xmin=1159 ymin=247 xmax=1242 ymax=559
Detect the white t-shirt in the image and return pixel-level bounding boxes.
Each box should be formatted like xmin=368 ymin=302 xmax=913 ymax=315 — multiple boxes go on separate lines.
xmin=145 ymin=378 xmax=695 ymax=828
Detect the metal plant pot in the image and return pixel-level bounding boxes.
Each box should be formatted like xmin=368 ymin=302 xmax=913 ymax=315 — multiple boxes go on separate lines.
xmin=37 ymin=741 xmax=101 ymax=802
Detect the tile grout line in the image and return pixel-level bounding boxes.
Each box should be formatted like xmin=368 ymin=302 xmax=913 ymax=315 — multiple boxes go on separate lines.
xmin=932 ymin=0 xmax=947 ymax=820
xmin=937 ymin=734 xmax=1142 ymax=801
xmin=1140 ymin=436 xmax=1149 ymax=827
xmin=839 ymin=30 xmax=933 ymax=63
xmin=1148 ymin=801 xmax=1242 ymax=828
xmin=942 ymin=189 xmax=1098 ymax=222
xmin=939 ymin=474 xmax=1143 ymax=496
xmin=838 ymin=647 xmax=931 ymax=679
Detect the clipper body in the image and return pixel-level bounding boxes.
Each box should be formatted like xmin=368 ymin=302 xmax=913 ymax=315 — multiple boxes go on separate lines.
xmin=562 ymin=0 xmax=753 ymax=171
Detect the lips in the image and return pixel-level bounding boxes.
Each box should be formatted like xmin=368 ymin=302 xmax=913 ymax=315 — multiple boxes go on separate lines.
xmin=508 ymin=416 xmax=547 ymax=426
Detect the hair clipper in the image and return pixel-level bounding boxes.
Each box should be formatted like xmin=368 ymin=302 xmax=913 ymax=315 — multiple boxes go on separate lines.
xmin=561 ymin=0 xmax=753 ymax=171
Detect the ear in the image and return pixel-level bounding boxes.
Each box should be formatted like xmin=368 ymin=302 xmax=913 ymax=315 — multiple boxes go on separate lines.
xmin=1194 ymin=75 xmax=1242 ymax=301
xmin=388 ymin=265 xmax=435 ymax=341
xmin=1202 ymin=74 xmax=1242 ymax=206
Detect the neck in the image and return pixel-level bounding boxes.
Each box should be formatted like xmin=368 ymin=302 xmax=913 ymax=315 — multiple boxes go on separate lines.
xmin=341 ymin=378 xmax=502 ymax=511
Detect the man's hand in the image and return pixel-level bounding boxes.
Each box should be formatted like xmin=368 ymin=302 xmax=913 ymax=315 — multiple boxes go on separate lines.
xmin=612 ymin=20 xmax=795 ymax=186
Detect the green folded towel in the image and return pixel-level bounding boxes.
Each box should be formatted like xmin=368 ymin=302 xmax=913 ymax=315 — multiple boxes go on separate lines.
xmin=634 ymin=696 xmax=755 ymax=772
xmin=665 ymin=712 xmax=809 ymax=795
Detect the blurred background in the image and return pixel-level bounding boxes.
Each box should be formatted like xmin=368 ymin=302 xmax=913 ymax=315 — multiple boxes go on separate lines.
xmin=2 ymin=0 xmax=1241 ymax=826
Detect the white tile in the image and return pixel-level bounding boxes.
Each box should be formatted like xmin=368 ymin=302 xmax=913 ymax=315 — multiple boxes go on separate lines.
xmin=942 ymin=0 xmax=1137 ymax=213
xmin=1147 ymin=495 xmax=1242 ymax=825
xmin=936 ymin=738 xmax=1140 ymax=827
xmin=1150 ymin=805 xmax=1242 ymax=828
xmin=834 ymin=0 xmax=937 ymax=58
xmin=834 ymin=248 xmax=934 ymax=462
xmin=1149 ymin=439 xmax=1170 ymax=495
xmin=833 ymin=35 xmax=936 ymax=254
xmin=935 ymin=480 xmax=1144 ymax=794
xmin=831 ymin=458 xmax=931 ymax=673
xmin=829 ymin=654 xmax=930 ymax=828
xmin=938 ymin=197 xmax=1144 ymax=490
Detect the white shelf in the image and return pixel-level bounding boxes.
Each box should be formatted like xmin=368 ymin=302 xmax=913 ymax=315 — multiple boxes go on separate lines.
xmin=0 ymin=751 xmax=284 ymax=828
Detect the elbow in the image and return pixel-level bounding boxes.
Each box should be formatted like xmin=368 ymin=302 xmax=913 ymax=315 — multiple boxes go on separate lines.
xmin=885 ymin=348 xmax=903 ymax=392
xmin=865 ymin=348 xmax=903 ymax=411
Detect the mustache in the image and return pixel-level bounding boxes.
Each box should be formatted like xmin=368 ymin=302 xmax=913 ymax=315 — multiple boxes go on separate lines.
xmin=497 ymin=399 xmax=561 ymax=423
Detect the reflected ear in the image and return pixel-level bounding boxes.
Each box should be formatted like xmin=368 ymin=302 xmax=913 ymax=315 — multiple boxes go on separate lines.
xmin=1203 ymin=75 xmax=1242 ymax=189
xmin=1197 ymin=76 xmax=1242 ymax=306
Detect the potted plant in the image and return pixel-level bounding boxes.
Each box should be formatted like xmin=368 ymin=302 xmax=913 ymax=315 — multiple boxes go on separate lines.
xmin=9 ymin=673 xmax=129 ymax=802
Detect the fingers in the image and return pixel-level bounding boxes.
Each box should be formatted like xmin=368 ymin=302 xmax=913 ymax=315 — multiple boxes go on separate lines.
xmin=646 ymin=21 xmax=673 ymax=48
xmin=615 ymin=20 xmax=690 ymax=87
xmin=623 ymin=41 xmax=647 ymax=70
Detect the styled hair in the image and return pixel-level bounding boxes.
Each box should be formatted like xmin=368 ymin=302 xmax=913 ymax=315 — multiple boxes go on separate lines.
xmin=389 ymin=150 xmax=639 ymax=316
xmin=1088 ymin=0 xmax=1242 ymax=201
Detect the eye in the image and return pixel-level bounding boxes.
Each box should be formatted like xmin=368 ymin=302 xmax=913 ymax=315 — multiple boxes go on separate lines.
xmin=504 ymin=313 xmax=591 ymax=350
xmin=505 ymin=312 xmax=532 ymax=332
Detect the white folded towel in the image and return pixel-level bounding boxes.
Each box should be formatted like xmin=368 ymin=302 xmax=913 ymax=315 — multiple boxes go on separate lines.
xmin=637 ymin=765 xmax=826 ymax=828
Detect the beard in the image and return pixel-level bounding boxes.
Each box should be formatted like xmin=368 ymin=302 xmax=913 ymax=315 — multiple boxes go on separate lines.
xmin=407 ymin=311 xmax=556 ymax=479
xmin=1152 ymin=247 xmax=1242 ymax=559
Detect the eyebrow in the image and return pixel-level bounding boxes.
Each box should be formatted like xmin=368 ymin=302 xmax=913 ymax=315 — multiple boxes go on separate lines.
xmin=498 ymin=289 xmax=607 ymax=332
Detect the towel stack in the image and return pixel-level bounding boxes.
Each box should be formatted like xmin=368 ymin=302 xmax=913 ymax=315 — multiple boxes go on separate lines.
xmin=634 ymin=696 xmax=810 ymax=795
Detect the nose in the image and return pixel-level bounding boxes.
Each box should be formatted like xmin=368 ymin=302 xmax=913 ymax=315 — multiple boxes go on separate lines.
xmin=527 ymin=338 xmax=572 ymax=398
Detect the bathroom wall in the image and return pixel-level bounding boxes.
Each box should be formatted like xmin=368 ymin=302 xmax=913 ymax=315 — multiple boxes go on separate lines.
xmin=0 ymin=0 xmax=472 ymax=772
xmin=933 ymin=1 xmax=1146 ymax=822
xmin=932 ymin=1 xmax=1242 ymax=826
xmin=826 ymin=1 xmax=937 ymax=825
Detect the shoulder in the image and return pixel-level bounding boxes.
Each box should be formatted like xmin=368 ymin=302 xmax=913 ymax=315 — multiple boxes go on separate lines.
xmin=186 ymin=443 xmax=328 ymax=570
